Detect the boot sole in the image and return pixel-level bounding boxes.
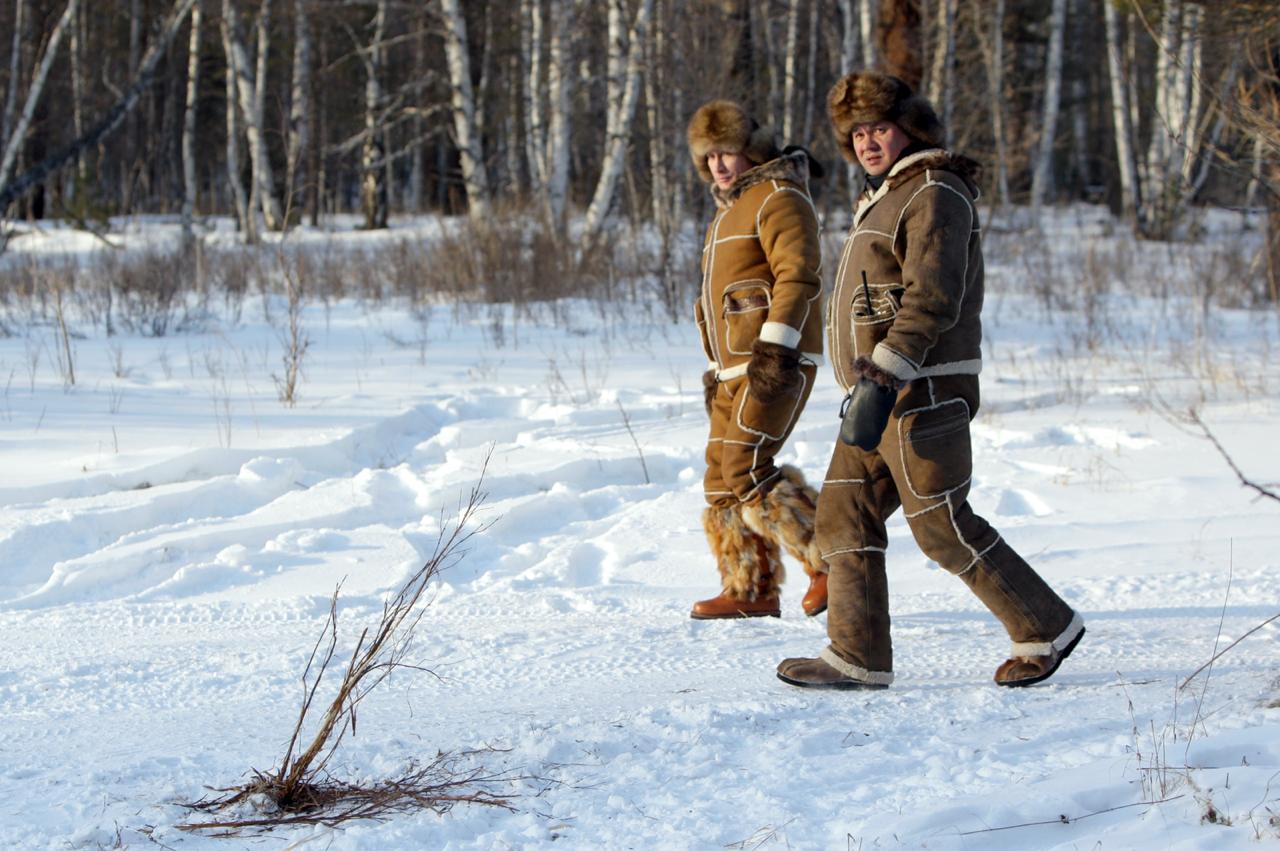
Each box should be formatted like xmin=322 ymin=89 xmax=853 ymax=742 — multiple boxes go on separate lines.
xmin=802 ymin=603 xmax=827 ymax=617
xmin=997 ymin=627 xmax=1086 ymax=688
xmin=690 ymin=610 xmax=781 ymax=620
xmin=776 ymin=671 xmax=889 ymax=691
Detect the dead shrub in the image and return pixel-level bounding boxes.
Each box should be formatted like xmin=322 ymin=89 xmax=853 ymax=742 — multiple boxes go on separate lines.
xmin=179 ymin=476 xmax=518 ymax=834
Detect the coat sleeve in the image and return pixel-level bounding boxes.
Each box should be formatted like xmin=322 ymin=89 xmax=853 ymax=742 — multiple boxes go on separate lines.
xmin=755 ymin=187 xmax=822 ymax=351
xmin=873 ymin=182 xmax=975 ymax=380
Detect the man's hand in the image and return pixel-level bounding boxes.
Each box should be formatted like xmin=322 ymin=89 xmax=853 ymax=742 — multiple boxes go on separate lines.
xmin=838 ymin=356 xmax=905 ymax=450
xmin=703 ymin=369 xmax=718 ymax=417
xmin=747 ymin=340 xmax=802 ymax=405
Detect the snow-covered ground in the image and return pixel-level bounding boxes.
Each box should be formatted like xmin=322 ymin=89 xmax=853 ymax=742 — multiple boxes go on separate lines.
xmin=0 ymin=211 xmax=1277 ymax=849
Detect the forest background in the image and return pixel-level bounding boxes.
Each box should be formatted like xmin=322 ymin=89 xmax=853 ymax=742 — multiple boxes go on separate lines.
xmin=1 ymin=0 xmax=1278 ymax=311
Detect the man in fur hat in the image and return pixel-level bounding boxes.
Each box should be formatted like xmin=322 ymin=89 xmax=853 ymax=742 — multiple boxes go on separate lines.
xmin=776 ymin=73 xmax=1084 ymax=688
xmin=686 ymin=99 xmax=827 ymax=619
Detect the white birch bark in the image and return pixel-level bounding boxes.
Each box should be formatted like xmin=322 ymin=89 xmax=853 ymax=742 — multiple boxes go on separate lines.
xmin=0 ymin=0 xmax=80 ymax=194
xmin=860 ymin=0 xmax=878 ymax=68
xmin=581 ymin=0 xmax=653 ymax=245
xmin=1103 ymin=0 xmax=1139 ymax=224
xmin=361 ymin=0 xmax=388 ymax=229
xmin=1 ymin=0 xmax=26 ymax=155
xmin=222 ymin=0 xmax=283 ymax=231
xmin=782 ymin=0 xmax=801 ymax=143
xmin=440 ymin=0 xmax=491 ymax=221
xmin=544 ymin=0 xmax=572 ymax=223
xmin=926 ymin=0 xmax=956 ymax=141
xmin=522 ymin=0 xmax=547 ymax=191
xmin=286 ymin=0 xmax=312 ymax=220
xmin=1029 ymin=0 xmax=1068 ymax=214
xmin=182 ymin=0 xmax=202 ymax=244
xmin=220 ymin=3 xmax=253 ymax=240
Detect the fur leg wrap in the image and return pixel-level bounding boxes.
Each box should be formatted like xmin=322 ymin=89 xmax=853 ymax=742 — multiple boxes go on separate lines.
xmin=742 ymin=465 xmax=826 ymax=577
xmin=704 ymin=504 xmax=783 ymax=601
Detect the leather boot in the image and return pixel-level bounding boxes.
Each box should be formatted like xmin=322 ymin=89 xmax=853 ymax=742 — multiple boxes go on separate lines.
xmin=800 ymin=571 xmax=827 ymax=616
xmin=995 ymin=612 xmax=1085 ymax=687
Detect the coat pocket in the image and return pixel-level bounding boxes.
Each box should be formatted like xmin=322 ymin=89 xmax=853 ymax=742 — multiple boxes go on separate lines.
xmin=851 ymin=282 xmax=904 ymax=327
xmin=722 ymin=280 xmax=771 ymax=356
xmin=735 ymin=370 xmax=808 ymax=443
xmin=898 ymin=398 xmax=972 ymax=499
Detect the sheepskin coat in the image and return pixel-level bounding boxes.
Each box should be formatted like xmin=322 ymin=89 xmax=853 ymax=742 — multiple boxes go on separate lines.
xmin=696 ymin=151 xmax=824 ymax=383
xmin=828 ymin=149 xmax=983 ymax=391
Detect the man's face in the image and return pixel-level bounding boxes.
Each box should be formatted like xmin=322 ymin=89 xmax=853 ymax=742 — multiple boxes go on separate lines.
xmin=851 ymin=121 xmax=912 ymax=176
xmin=707 ymin=150 xmax=755 ymax=189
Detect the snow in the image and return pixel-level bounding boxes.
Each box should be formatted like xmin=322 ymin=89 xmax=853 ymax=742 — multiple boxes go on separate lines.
xmin=0 ymin=210 xmax=1278 ymax=849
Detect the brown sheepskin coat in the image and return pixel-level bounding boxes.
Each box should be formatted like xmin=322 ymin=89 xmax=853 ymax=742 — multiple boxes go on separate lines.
xmin=696 ymin=151 xmax=824 ymax=382
xmin=828 ymin=149 xmax=984 ymax=390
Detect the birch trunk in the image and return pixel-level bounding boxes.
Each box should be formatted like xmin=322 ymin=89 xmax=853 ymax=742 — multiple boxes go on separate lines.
xmin=1 ymin=0 xmax=25 ymax=155
xmin=522 ymin=0 xmax=546 ymax=191
xmin=70 ymin=2 xmax=86 ymax=184
xmin=782 ymin=0 xmax=801 ymax=143
xmin=0 ymin=0 xmax=80 ymax=195
xmin=182 ymin=0 xmax=202 ymax=246
xmin=220 ymin=3 xmax=253 ymax=240
xmin=361 ymin=0 xmax=388 ymax=230
xmin=838 ymin=0 xmax=864 ymax=203
xmin=977 ymin=0 xmax=1009 ymax=210
xmin=861 ymin=0 xmax=878 ymax=69
xmin=544 ymin=0 xmax=571 ymax=224
xmin=1029 ymin=0 xmax=1068 ymax=214
xmin=1103 ymin=0 xmax=1139 ymax=224
xmin=926 ymin=0 xmax=955 ymax=141
xmin=801 ymin=0 xmax=818 ymax=143
xmin=222 ymin=0 xmax=283 ymax=231
xmin=581 ymin=0 xmax=653 ymax=245
xmin=286 ymin=0 xmax=313 ymax=221
xmin=440 ymin=0 xmax=491 ymax=221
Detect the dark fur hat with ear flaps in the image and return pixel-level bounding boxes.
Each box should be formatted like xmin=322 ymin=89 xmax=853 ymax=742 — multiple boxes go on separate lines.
xmin=687 ymin=100 xmax=782 ymax=183
xmin=827 ymin=72 xmax=946 ymax=163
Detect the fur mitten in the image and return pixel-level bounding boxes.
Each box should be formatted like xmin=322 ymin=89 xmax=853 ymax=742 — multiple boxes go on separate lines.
xmin=703 ymin=369 xmax=718 ymax=416
xmin=747 ymin=340 xmax=801 ymax=404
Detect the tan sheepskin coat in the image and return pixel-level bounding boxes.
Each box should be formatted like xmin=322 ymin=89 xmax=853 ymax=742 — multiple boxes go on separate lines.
xmin=828 ymin=149 xmax=983 ymax=391
xmin=696 ymin=151 xmax=824 ymax=382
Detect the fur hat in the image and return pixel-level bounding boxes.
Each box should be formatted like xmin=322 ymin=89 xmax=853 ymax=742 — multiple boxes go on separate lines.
xmin=687 ymin=100 xmax=781 ymax=183
xmin=827 ymin=72 xmax=945 ymax=163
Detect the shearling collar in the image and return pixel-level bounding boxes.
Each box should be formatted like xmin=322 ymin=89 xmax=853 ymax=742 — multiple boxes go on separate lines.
xmin=883 ymin=149 xmax=981 ymax=195
xmin=854 ymin=148 xmax=981 ymax=225
xmin=711 ymin=150 xmax=811 ymax=209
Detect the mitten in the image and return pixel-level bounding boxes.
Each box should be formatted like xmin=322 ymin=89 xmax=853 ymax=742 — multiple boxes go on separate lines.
xmin=838 ymin=356 xmax=905 ymax=450
xmin=747 ymin=340 xmax=802 ymax=405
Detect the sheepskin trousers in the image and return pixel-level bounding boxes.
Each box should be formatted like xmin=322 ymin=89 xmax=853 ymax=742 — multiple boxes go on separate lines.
xmin=702 ymin=368 xmax=824 ymax=599
xmin=703 ymin=368 xmax=816 ymax=507
xmin=815 ymin=376 xmax=1075 ymax=680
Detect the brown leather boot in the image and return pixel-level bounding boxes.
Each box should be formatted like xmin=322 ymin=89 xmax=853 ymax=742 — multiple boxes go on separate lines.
xmin=691 ymin=521 xmax=783 ymax=619
xmin=690 ymin=592 xmax=781 ymax=619
xmin=801 ymin=571 xmax=827 ymax=616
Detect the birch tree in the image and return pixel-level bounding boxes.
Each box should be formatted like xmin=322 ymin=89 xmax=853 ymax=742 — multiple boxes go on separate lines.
xmin=440 ymin=0 xmax=491 ymax=221
xmin=581 ymin=0 xmax=653 ymax=246
xmin=0 ymin=0 xmax=80 ymax=198
xmin=222 ymin=0 xmax=283 ymax=232
xmin=181 ymin=0 xmax=202 ymax=246
xmin=926 ymin=0 xmax=956 ymax=140
xmin=1029 ymin=0 xmax=1068 ymax=215
xmin=286 ymin=0 xmax=313 ymax=220
xmin=782 ymin=0 xmax=802 ymax=143
xmin=976 ymin=0 xmax=1009 ymax=210
xmin=361 ymin=0 xmax=389 ymax=229
xmin=220 ymin=1 xmax=253 ymax=240
xmin=1104 ymin=0 xmax=1139 ymax=224
xmin=1 ymin=0 xmax=25 ymax=157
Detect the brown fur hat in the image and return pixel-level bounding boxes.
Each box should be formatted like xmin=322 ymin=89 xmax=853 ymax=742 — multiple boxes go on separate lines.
xmin=827 ymin=72 xmax=946 ymax=163
xmin=687 ymin=100 xmax=781 ymax=183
